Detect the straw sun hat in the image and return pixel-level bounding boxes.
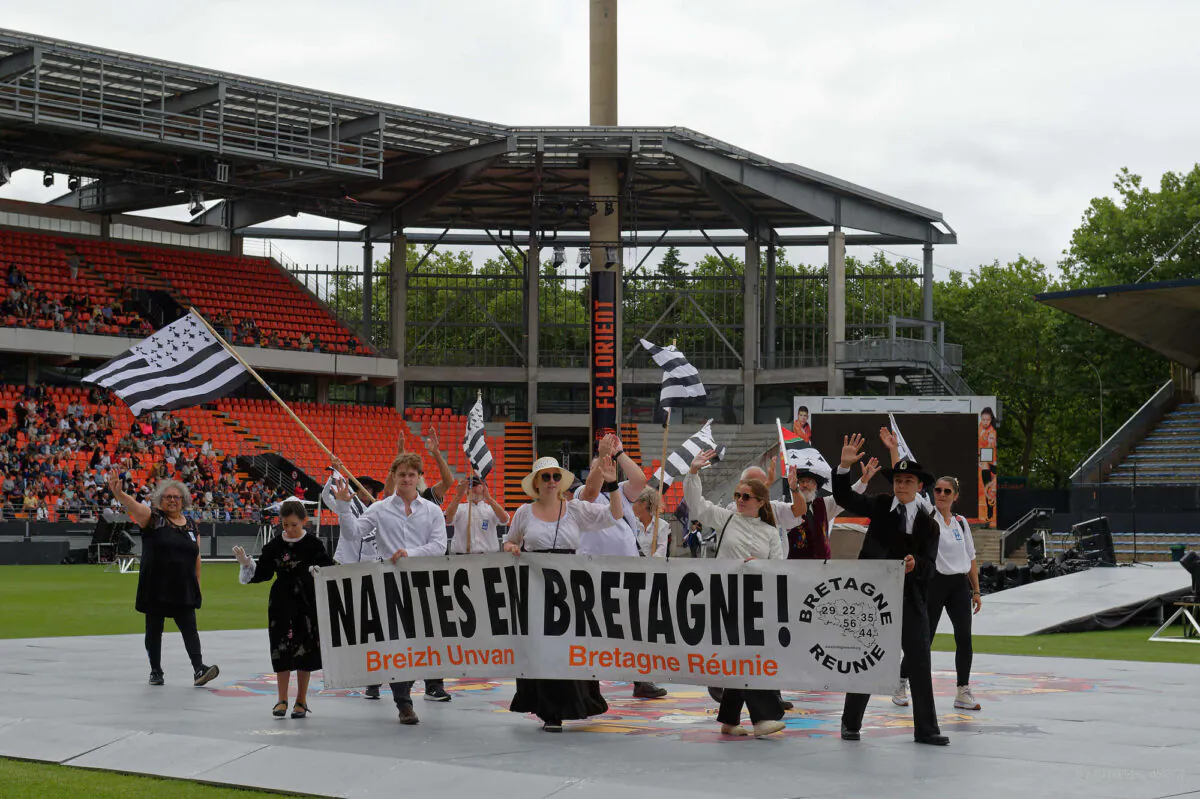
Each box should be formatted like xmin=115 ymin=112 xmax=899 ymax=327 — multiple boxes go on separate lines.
xmin=520 ymin=456 xmax=576 ymax=499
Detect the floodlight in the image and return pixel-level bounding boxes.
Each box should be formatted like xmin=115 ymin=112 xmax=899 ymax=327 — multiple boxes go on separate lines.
xmin=550 ymin=246 xmax=565 ymax=268
xmin=0 ymin=163 xmax=9 ymax=186
xmin=187 ymin=191 xmax=206 ymax=216
xmin=43 ymin=170 xmax=54 ymax=187
xmin=589 ymin=202 xmax=598 ymax=216
xmin=604 ymin=201 xmax=614 ymax=216
xmin=604 ymin=246 xmax=619 ymax=268
xmin=577 ymin=248 xmax=591 ymax=268
xmin=67 ymin=175 xmax=80 ymax=191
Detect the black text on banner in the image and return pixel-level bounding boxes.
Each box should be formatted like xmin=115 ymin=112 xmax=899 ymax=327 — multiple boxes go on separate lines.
xmin=314 ymin=554 xmax=904 ymax=695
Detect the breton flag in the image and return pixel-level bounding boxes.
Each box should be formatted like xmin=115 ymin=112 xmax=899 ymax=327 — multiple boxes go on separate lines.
xmin=82 ymin=309 xmax=248 ymax=416
xmin=464 ymin=395 xmax=494 ymax=479
xmin=651 ymin=419 xmax=727 ymax=487
xmin=777 ymin=418 xmax=832 ymax=484
xmin=639 ymin=339 xmax=706 ymax=408
xmin=888 ymin=412 xmax=916 ymax=461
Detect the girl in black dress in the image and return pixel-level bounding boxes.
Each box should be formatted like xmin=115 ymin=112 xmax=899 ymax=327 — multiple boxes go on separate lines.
xmin=233 ymin=500 xmax=334 ymax=719
xmin=107 ymin=474 xmax=219 ymax=687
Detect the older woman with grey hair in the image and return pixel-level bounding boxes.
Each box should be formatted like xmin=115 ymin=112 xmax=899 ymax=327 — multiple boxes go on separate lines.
xmin=108 ymin=474 xmax=219 ymax=688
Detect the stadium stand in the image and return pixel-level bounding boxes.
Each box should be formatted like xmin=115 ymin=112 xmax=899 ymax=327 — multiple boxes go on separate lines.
xmin=1106 ymin=403 xmax=1200 ymax=484
xmin=0 ymin=385 xmax=285 ymax=523
xmin=1 ymin=231 xmax=152 ymax=337
xmin=2 ymin=228 xmax=371 ymax=355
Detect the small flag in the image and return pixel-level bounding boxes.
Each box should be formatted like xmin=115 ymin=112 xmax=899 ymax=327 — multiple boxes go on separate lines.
xmin=639 ymin=339 xmax=706 ymax=408
xmin=464 ymin=395 xmax=493 ymax=479
xmin=777 ymin=419 xmax=832 ymax=484
xmin=82 ymin=310 xmax=248 ymax=416
xmin=652 ymin=419 xmax=727 ymax=487
xmin=888 ymin=412 xmax=916 ymax=461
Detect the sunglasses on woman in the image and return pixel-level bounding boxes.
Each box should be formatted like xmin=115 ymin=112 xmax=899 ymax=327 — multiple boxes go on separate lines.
xmin=732 ymin=491 xmax=756 ymax=503
xmin=932 ymin=487 xmax=954 ymax=495
xmin=539 ymin=472 xmax=562 ymax=483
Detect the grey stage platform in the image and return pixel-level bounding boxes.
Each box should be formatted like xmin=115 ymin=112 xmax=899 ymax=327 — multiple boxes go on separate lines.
xmin=946 ymin=562 xmax=1191 ymax=637
xmin=1 ymin=630 xmax=1199 ymax=798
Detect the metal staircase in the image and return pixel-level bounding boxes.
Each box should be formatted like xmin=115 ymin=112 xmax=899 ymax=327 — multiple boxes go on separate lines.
xmin=835 ymin=317 xmax=972 ymax=396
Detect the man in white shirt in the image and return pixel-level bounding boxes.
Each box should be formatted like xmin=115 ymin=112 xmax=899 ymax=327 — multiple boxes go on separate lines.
xmin=333 ymin=452 xmax=449 ymax=725
xmin=446 ymin=475 xmax=509 ymax=554
xmin=574 ymin=434 xmax=667 ymax=699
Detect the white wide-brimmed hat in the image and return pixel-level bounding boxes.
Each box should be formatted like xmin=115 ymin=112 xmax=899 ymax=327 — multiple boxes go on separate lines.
xmin=521 ymin=456 xmax=576 ymax=499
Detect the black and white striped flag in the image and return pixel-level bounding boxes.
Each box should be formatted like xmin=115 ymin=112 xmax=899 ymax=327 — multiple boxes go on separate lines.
xmin=639 ymin=339 xmax=706 ymax=408
xmin=464 ymin=395 xmax=493 ymax=478
xmin=82 ymin=310 xmax=248 ymax=416
xmin=652 ymin=419 xmax=727 ymax=487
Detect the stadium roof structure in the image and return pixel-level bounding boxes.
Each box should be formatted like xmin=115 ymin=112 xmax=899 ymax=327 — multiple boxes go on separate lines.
xmin=1037 ymin=278 xmax=1200 ymax=370
xmin=0 ymin=29 xmax=955 ymax=248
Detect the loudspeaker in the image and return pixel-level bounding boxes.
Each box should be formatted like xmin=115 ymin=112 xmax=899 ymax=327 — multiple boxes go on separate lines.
xmin=1072 ymin=516 xmax=1116 ymax=565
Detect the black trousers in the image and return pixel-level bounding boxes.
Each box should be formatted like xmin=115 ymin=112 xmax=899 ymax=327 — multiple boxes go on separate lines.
xmin=927 ymin=572 xmax=974 ymax=686
xmin=843 ymin=594 xmax=939 ymax=739
xmin=717 ymin=688 xmax=784 ymax=726
xmin=390 ymin=678 xmax=445 ymax=708
xmin=144 ymin=608 xmax=203 ymax=672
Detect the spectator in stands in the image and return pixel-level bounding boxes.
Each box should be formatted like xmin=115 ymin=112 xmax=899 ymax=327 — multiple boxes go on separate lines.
xmin=299 ymin=332 xmax=312 ymax=351
xmin=311 ymin=332 xmax=321 ymax=353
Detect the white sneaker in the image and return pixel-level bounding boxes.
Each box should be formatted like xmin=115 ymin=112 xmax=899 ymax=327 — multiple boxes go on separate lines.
xmin=954 ymin=685 xmax=980 ymax=710
xmin=720 ymin=723 xmax=749 ymax=736
xmin=753 ymin=720 xmax=786 ymax=737
xmin=891 ymin=678 xmax=909 ymax=707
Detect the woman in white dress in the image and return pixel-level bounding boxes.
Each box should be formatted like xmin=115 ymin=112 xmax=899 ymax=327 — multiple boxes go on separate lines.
xmin=502 ymin=452 xmax=622 ymax=732
xmin=683 ymin=449 xmax=795 ymax=737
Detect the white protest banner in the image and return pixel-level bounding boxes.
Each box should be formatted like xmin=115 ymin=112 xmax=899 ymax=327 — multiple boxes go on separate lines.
xmin=314 ymin=554 xmax=903 ymax=694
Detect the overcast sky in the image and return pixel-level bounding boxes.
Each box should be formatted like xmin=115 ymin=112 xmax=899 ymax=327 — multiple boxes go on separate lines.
xmin=3 ymin=0 xmax=1199 ymax=279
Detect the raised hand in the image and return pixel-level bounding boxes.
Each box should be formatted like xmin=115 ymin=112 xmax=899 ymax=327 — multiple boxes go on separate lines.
xmin=861 ymin=457 xmax=881 ymax=483
xmin=840 ymin=434 xmax=866 ymax=468
xmin=689 ymin=449 xmax=717 ymax=474
xmin=879 ymin=426 xmax=898 ymax=451
xmin=334 ymin=482 xmax=353 ymax=503
xmin=105 ymin=472 xmax=121 ymax=496
xmin=598 ymin=434 xmax=615 ymax=458
xmin=424 ymin=428 xmax=440 ymax=453
xmin=232 ymin=545 xmax=252 ymax=566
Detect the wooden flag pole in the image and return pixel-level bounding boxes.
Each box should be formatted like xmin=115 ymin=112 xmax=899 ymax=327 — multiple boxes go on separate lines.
xmin=651 ymin=405 xmax=670 ymax=556
xmin=650 ymin=339 xmax=678 ymax=556
xmin=189 ymin=308 xmax=370 ymax=499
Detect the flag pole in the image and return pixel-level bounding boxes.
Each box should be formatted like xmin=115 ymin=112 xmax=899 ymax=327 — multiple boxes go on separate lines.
xmin=651 ymin=339 xmax=677 ymax=556
xmin=188 ymin=308 xmax=370 ymax=498
xmin=776 ymin=418 xmax=790 ymax=482
xmin=465 ymin=389 xmax=481 ymax=555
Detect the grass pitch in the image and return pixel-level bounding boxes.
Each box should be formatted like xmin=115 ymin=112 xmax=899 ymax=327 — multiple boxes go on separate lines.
xmin=0 ymin=757 xmax=309 ymax=799
xmin=0 ymin=564 xmax=267 ymax=639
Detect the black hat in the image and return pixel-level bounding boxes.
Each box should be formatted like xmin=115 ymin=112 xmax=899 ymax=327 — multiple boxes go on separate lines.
xmin=791 ymin=467 xmax=829 ymax=488
xmin=881 ymin=458 xmax=934 ymax=487
xmin=357 ymin=475 xmax=385 ymax=494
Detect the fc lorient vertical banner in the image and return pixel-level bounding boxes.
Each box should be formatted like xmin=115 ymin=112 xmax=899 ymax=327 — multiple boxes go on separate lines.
xmin=589 ymin=270 xmax=619 ymax=446
xmin=314 ymin=555 xmax=904 ymax=694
